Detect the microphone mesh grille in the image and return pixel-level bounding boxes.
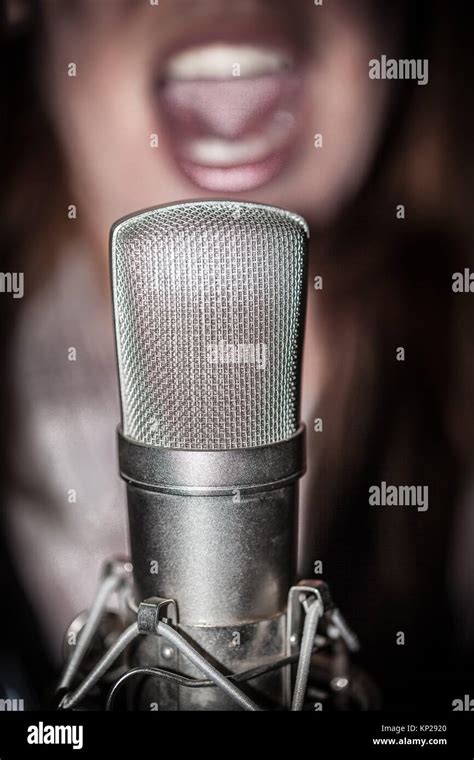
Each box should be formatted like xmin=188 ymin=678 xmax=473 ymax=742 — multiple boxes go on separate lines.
xmin=111 ymin=201 xmax=308 ymax=450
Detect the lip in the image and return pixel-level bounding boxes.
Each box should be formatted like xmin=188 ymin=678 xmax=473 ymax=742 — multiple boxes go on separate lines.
xmin=154 ymin=17 xmax=308 ymax=193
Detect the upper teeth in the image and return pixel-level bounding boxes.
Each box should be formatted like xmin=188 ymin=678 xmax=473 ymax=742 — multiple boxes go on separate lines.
xmin=165 ymin=44 xmax=293 ymax=81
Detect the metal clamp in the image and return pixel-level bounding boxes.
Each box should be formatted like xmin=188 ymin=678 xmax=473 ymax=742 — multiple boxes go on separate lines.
xmin=58 ymin=556 xmax=134 ymax=694
xmin=287 ymin=579 xmax=359 ymax=654
xmin=137 ymin=597 xmax=178 ymax=634
xmin=286 ymin=580 xmax=331 ymax=658
xmin=284 ymin=579 xmax=360 ymax=709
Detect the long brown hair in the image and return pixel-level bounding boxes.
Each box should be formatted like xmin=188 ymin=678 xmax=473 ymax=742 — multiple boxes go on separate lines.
xmin=300 ymin=1 xmax=474 ymax=693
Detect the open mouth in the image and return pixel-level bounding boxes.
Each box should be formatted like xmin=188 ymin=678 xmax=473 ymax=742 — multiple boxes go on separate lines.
xmin=157 ymin=26 xmax=307 ymax=193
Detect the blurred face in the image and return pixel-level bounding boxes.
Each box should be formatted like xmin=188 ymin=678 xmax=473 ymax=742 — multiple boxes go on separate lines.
xmin=39 ymin=0 xmax=395 ymax=252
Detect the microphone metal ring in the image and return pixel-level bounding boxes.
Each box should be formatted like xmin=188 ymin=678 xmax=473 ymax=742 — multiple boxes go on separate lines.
xmin=118 ymin=424 xmax=306 ymax=496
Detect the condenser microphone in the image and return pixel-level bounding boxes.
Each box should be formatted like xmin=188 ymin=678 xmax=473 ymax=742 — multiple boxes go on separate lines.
xmin=110 ymin=200 xmax=309 ymax=710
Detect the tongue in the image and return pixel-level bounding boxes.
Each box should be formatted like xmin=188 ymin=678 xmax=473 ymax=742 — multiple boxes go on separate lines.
xmin=160 ymin=73 xmax=301 ymax=140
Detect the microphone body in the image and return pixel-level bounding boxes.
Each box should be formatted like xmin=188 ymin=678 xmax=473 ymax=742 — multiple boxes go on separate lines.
xmin=120 ymin=431 xmax=303 ymax=709
xmin=111 ymin=200 xmax=309 ymax=709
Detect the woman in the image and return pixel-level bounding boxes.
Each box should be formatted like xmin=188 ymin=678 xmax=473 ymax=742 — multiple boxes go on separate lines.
xmin=0 ymin=0 xmax=472 ymax=709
